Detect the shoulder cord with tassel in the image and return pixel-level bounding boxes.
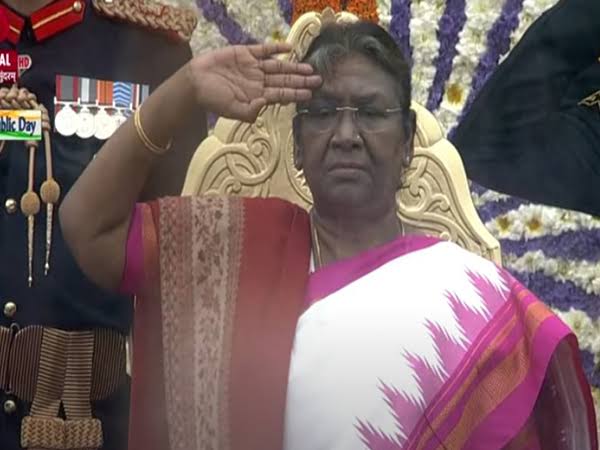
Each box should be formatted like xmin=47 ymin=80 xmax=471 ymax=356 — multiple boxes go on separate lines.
xmin=0 ymin=85 xmax=59 ymax=287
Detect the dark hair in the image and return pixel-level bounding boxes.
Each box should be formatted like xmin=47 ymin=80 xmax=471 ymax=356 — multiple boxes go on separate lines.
xmin=301 ymin=20 xmax=412 ymax=112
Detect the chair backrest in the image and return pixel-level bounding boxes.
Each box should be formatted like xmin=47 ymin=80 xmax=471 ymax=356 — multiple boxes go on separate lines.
xmin=182 ymin=8 xmax=502 ymax=264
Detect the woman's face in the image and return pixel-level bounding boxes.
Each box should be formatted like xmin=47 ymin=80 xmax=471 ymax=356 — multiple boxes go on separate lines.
xmin=295 ymin=53 xmax=415 ymax=219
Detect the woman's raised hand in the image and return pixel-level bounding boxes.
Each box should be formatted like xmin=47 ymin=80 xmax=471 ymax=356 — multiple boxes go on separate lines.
xmin=189 ymin=43 xmax=322 ymax=122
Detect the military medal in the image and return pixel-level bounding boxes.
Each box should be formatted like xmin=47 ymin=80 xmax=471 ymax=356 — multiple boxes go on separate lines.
xmin=76 ymin=77 xmax=96 ymax=139
xmin=139 ymin=83 xmax=151 ymax=107
xmin=92 ymin=79 xmax=152 ymax=140
xmin=121 ymin=82 xmax=149 ymax=128
xmin=76 ymin=106 xmax=95 ymax=138
xmin=94 ymin=108 xmax=114 ymax=140
xmin=94 ymin=79 xmax=116 ymax=139
xmin=105 ymin=80 xmax=124 ymax=134
xmin=54 ymin=104 xmax=78 ymax=136
xmin=112 ymin=109 xmax=127 ymax=130
xmin=112 ymin=81 xmax=133 ymax=134
xmin=54 ymin=75 xmax=79 ymax=136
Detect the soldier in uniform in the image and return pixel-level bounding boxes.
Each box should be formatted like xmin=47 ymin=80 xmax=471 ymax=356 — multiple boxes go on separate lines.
xmin=0 ymin=1 xmax=207 ymax=449
xmin=451 ymin=0 xmax=600 ymax=217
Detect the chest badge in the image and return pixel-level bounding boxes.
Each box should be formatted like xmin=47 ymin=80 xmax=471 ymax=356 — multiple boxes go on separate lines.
xmin=54 ymin=74 xmax=150 ymax=139
xmin=579 ymin=89 xmax=600 ymax=111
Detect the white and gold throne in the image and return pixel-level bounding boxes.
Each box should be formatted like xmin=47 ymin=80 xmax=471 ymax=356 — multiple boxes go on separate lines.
xmin=182 ymin=9 xmax=501 ymax=264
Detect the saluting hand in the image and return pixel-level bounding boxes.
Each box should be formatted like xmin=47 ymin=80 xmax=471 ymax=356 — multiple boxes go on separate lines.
xmin=189 ymin=43 xmax=322 ymax=122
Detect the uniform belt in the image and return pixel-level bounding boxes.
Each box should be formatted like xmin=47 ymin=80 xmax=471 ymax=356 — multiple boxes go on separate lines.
xmin=0 ymin=326 xmax=127 ymax=450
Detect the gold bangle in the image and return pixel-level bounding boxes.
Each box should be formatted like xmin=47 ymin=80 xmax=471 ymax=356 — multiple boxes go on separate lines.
xmin=134 ymin=107 xmax=172 ymax=155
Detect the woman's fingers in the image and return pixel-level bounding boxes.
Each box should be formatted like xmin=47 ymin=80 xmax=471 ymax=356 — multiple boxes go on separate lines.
xmin=263 ymin=87 xmax=313 ymax=104
xmin=248 ymin=42 xmax=293 ymax=59
xmin=264 ymin=73 xmax=322 ymax=89
xmin=259 ymin=58 xmax=315 ymax=75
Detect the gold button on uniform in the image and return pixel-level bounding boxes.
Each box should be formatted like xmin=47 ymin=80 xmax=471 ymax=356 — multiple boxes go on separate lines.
xmin=72 ymin=1 xmax=82 ymax=12
xmin=3 ymin=302 xmax=16 ymax=319
xmin=4 ymin=198 xmax=17 ymax=214
xmin=3 ymin=399 xmax=16 ymax=415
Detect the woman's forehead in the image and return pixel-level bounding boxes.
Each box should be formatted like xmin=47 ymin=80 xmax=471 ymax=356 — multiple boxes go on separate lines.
xmin=312 ymin=55 xmax=399 ymax=102
xmin=311 ymin=88 xmax=388 ymax=104
xmin=313 ymin=78 xmax=398 ymax=105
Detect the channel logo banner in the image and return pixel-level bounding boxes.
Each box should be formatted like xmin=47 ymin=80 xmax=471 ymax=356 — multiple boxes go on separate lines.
xmin=0 ymin=110 xmax=42 ymax=140
xmin=0 ymin=50 xmax=17 ymax=84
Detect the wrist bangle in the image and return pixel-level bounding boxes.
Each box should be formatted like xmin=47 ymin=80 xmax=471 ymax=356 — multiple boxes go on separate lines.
xmin=134 ymin=107 xmax=172 ymax=155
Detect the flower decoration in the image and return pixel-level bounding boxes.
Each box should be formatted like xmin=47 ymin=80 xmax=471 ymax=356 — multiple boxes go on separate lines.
xmin=376 ymin=0 xmax=391 ymax=28
xmin=445 ymin=82 xmax=464 ymax=104
xmin=409 ymin=0 xmax=445 ymax=104
xmin=290 ymin=0 xmax=378 ymax=25
xmin=494 ymin=215 xmax=512 ymax=238
xmin=436 ymin=0 xmax=506 ymax=131
xmin=346 ymin=0 xmax=379 ymax=23
xmin=225 ymin=0 xmax=290 ymax=45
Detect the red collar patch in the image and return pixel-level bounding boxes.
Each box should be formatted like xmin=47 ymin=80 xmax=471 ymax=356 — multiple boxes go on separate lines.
xmin=0 ymin=0 xmax=85 ymax=44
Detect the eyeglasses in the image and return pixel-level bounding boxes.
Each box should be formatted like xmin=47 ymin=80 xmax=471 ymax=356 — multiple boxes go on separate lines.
xmin=295 ymin=105 xmax=404 ymax=134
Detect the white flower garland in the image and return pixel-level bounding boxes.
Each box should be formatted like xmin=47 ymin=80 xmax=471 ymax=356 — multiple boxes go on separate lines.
xmin=435 ymin=0 xmax=505 ymax=131
xmin=409 ymin=0 xmax=445 ymax=105
xmin=506 ymin=0 xmax=559 ymax=55
xmin=224 ymin=0 xmax=290 ymax=43
xmin=470 ymin=189 xmax=511 ymax=207
xmin=555 ymin=307 xmax=600 ymax=360
xmin=376 ymin=0 xmax=392 ymax=29
xmin=505 ymin=251 xmax=600 ymax=296
xmin=190 ymin=16 xmax=230 ymax=54
xmin=485 ymin=203 xmax=600 ymax=241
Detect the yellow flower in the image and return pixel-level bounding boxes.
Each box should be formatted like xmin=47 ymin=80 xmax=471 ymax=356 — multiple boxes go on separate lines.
xmin=523 ymin=253 xmax=536 ymax=269
xmin=446 ymin=83 xmax=464 ymax=105
xmin=568 ymin=310 xmax=585 ymax=333
xmin=556 ymin=260 xmax=570 ymax=277
xmin=496 ymin=215 xmax=511 ymax=232
xmin=271 ymin=29 xmax=284 ymax=42
xmin=525 ymin=216 xmax=542 ymax=233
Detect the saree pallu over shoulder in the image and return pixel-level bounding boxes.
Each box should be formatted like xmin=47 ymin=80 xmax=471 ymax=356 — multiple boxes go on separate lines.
xmin=128 ymin=196 xmax=311 ymax=450
xmin=405 ymin=280 xmax=597 ymax=450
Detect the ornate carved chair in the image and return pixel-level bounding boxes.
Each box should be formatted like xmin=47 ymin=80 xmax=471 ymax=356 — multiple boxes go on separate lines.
xmin=182 ymin=9 xmax=502 ymax=264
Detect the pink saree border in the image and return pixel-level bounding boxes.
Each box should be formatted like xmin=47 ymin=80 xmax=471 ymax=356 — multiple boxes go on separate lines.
xmin=407 ymin=299 xmax=518 ymax=446
xmin=426 ymin=290 xmax=542 ymax=446
xmin=462 ymin=318 xmax=579 ymax=450
xmin=571 ymin=332 xmax=599 ymax=450
xmin=305 ymin=234 xmax=440 ymax=307
xmin=405 ymin=283 xmax=596 ymax=450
